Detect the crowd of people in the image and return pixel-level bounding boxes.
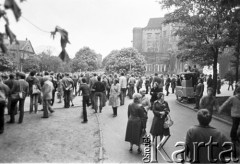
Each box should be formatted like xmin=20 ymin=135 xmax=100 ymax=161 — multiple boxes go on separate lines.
xmin=0 ymin=68 xmax=240 ymax=162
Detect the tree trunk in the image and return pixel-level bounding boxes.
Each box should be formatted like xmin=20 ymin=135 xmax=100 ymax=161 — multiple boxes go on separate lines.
xmin=213 ymin=49 xmax=219 ymax=96
xmin=235 ymin=32 xmax=240 ymax=83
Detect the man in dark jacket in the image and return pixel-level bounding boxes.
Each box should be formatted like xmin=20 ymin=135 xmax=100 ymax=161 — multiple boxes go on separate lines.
xmin=26 ymin=70 xmax=41 ymax=113
xmin=79 ymin=78 xmax=90 ymax=123
xmin=165 ymin=74 xmax=171 ymax=96
xmin=62 ymin=73 xmax=74 ymax=108
xmin=185 ymin=109 xmax=229 ymax=163
xmin=207 ymin=74 xmax=213 ymax=89
xmin=92 ymin=76 xmax=105 ymax=113
xmin=4 ymin=73 xmax=15 ymax=115
xmin=194 ymin=78 xmax=204 ymax=109
xmin=8 ymin=72 xmax=29 ymax=124
xmin=152 ymin=73 xmax=162 ymax=91
xmin=0 ymin=74 xmax=10 ymax=134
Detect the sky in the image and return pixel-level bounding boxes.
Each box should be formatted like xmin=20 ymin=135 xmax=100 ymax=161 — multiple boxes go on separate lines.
xmin=0 ymin=0 xmax=169 ymax=58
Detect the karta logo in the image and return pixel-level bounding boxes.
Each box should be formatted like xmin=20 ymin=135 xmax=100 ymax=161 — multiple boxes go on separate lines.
xmin=143 ymin=135 xmax=239 ymax=163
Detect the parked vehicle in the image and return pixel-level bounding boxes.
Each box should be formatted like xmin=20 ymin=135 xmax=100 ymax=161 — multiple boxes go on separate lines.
xmin=175 ymin=72 xmax=198 ymax=101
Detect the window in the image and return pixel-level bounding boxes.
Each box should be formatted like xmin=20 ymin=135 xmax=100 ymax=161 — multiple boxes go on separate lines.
xmin=147 ymin=41 xmax=151 ymax=47
xmin=163 ymin=31 xmax=167 ymax=37
xmin=147 ymin=33 xmax=152 ymax=39
xmin=155 ymin=33 xmax=160 ymax=40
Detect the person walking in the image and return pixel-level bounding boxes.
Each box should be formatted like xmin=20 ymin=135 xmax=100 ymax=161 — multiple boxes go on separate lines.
xmin=228 ymin=76 xmax=234 ymax=91
xmin=200 ymin=87 xmax=219 ymax=115
xmin=150 ymin=82 xmax=162 ymax=110
xmin=207 ymin=74 xmax=213 ymax=89
xmin=194 ymin=78 xmax=204 ymax=109
xmin=165 ymin=74 xmax=171 ymax=96
xmin=145 ymin=76 xmax=151 ymax=94
xmin=220 ymin=87 xmax=240 ymax=143
xmin=89 ymin=73 xmax=98 ymax=108
xmin=128 ymin=74 xmax=136 ymax=99
xmin=26 ymin=70 xmax=41 ymax=114
xmin=92 ymin=76 xmax=105 ymax=113
xmin=8 ymin=72 xmax=29 ymax=124
xmin=150 ymin=92 xmax=171 ymax=142
xmin=42 ymin=76 xmax=55 ymax=118
xmin=171 ymin=75 xmax=176 ymax=94
xmin=57 ymin=74 xmax=63 ymax=103
xmin=0 ymin=74 xmax=10 ymax=134
xmin=152 ymin=73 xmax=161 ymax=88
xmin=119 ymin=72 xmax=127 ymax=105
xmin=109 ymin=79 xmax=121 ymax=117
xmin=136 ymin=76 xmax=143 ymax=93
xmin=79 ymin=78 xmax=90 ymax=123
xmin=125 ymin=93 xmax=145 ymax=154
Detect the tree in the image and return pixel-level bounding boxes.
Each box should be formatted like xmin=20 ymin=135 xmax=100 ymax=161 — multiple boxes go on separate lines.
xmin=103 ymin=48 xmax=146 ymax=75
xmin=221 ymin=2 xmax=240 ymax=82
xmin=38 ymin=50 xmax=65 ymax=72
xmin=159 ymin=0 xmax=230 ymax=95
xmin=73 ymin=47 xmax=98 ymax=71
xmin=0 ymin=55 xmax=15 ymax=71
xmin=22 ymin=55 xmax=41 ymax=72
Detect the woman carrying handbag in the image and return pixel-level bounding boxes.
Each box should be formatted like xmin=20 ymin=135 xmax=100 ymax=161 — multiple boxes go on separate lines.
xmin=150 ymin=92 xmax=171 ymax=142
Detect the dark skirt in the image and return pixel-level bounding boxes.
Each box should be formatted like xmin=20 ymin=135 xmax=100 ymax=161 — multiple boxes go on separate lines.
xmin=150 ymin=116 xmax=170 ymax=137
xmin=125 ymin=117 xmax=142 ymax=146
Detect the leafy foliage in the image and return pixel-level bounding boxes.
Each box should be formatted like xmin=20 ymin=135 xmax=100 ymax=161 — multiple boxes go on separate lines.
xmin=159 ymin=0 xmax=231 ymax=94
xmin=0 ymin=54 xmax=15 ymax=71
xmin=73 ymin=47 xmax=98 ymax=72
xmin=103 ymin=48 xmax=146 ymax=75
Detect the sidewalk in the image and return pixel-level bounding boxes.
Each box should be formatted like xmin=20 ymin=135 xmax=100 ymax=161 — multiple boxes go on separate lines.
xmin=1 ymin=95 xmax=101 ymax=163
xmin=177 ymin=83 xmax=234 ymax=125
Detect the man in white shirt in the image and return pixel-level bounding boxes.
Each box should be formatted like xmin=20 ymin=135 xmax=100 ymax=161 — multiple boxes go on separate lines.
xmin=119 ymin=72 xmax=127 ymax=105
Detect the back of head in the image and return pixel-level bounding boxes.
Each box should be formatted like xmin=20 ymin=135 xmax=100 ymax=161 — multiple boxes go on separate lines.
xmin=197 ymin=109 xmax=212 ymax=126
xmin=44 ymin=71 xmax=49 ymax=76
xmin=121 ymin=72 xmax=124 ymax=76
xmin=155 ymin=73 xmax=158 ymax=76
xmin=19 ymin=72 xmax=26 ymax=79
xmin=82 ymin=78 xmax=86 ymax=83
xmin=97 ymin=76 xmax=101 ymax=81
xmin=9 ymin=73 xmax=15 ymax=80
xmin=133 ymin=93 xmax=142 ymax=103
xmin=30 ymin=70 xmax=36 ymax=76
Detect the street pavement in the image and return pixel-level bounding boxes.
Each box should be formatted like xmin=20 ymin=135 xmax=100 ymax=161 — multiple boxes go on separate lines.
xmin=99 ymin=91 xmax=233 ymax=163
xmin=0 ymin=96 xmax=100 ymax=163
xmin=0 ymin=83 xmax=237 ymax=163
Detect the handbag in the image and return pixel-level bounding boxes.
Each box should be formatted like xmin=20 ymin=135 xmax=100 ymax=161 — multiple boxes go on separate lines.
xmin=32 ymin=84 xmax=40 ymax=94
xmin=164 ymin=114 xmax=173 ymax=129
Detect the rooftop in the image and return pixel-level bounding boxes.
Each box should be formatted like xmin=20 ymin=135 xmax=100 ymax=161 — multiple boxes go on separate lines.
xmin=144 ymin=17 xmax=164 ymax=30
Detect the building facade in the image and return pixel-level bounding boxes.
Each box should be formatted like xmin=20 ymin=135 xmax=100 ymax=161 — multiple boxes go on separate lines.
xmin=133 ymin=17 xmax=185 ymax=75
xmin=3 ymin=36 xmax=35 ymax=71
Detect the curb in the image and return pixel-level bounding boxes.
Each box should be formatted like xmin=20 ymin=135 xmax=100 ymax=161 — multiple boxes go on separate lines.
xmin=175 ymin=101 xmax=232 ymax=126
xmin=95 ymin=113 xmax=104 ymax=163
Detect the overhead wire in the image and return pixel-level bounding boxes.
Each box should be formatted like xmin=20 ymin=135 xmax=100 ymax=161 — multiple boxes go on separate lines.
xmin=21 ymin=16 xmax=51 ymax=34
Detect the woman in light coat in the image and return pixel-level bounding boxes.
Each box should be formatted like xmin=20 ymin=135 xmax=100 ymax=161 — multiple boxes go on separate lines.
xmin=109 ymin=79 xmax=121 ymax=117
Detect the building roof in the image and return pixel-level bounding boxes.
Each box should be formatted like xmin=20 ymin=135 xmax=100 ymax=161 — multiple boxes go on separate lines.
xmin=6 ymin=40 xmax=35 ymax=54
xmin=144 ymin=17 xmax=164 ymax=30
